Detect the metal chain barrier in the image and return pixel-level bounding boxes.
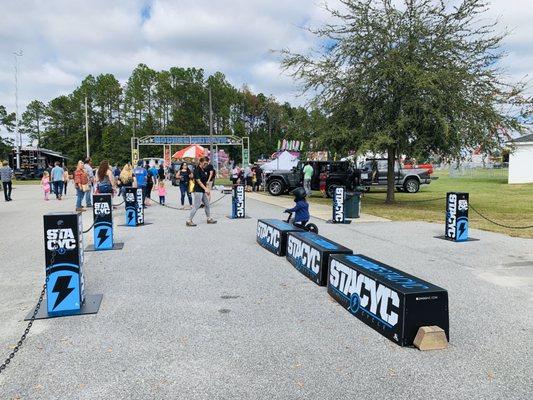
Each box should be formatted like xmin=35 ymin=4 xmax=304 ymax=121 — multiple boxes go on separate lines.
xmin=469 ymin=204 xmax=533 ymax=230
xmin=0 ymin=248 xmax=57 ymax=374
xmin=153 ymin=193 xmax=229 ymax=211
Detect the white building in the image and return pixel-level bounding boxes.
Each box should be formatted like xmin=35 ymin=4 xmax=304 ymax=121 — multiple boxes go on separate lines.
xmin=507 ymin=133 xmax=533 ymax=184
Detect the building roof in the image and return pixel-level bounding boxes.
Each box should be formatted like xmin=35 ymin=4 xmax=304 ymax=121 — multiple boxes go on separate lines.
xmin=19 ymin=146 xmax=67 ymax=159
xmin=511 ymin=133 xmax=533 ymax=143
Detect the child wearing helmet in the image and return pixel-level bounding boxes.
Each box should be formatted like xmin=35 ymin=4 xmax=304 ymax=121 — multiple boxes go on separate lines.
xmin=285 ymin=187 xmax=310 ymax=227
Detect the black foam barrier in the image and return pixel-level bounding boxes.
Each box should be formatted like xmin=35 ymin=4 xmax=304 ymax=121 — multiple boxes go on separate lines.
xmin=328 ymin=254 xmax=449 ymax=346
xmin=256 ymin=219 xmax=304 ymax=256
xmin=286 ymin=231 xmax=352 ymax=286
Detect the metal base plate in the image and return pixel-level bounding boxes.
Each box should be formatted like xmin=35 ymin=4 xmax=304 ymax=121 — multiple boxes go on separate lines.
xmin=326 ymin=220 xmax=352 ymax=224
xmin=434 ymin=235 xmax=480 ymax=242
xmin=117 ymin=222 xmax=153 ymax=227
xmin=85 ymin=242 xmax=124 ymax=252
xmin=25 ymin=294 xmax=103 ymax=321
xmin=226 ymin=216 xmax=251 ymax=219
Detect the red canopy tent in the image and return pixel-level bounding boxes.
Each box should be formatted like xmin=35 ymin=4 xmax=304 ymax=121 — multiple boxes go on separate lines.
xmin=172 ymin=144 xmax=208 ymax=160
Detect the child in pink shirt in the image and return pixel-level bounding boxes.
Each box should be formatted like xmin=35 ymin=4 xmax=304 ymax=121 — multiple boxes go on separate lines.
xmin=41 ymin=171 xmax=51 ymax=201
xmin=158 ymin=180 xmax=167 ymax=205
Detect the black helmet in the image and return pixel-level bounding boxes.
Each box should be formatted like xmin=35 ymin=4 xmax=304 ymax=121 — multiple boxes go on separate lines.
xmin=292 ymin=187 xmax=307 ymax=201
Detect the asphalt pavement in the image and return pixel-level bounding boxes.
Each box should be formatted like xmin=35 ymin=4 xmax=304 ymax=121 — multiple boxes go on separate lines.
xmin=0 ymin=185 xmax=531 ymax=399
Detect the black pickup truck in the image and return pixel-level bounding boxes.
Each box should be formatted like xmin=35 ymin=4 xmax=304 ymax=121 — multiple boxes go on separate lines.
xmin=266 ymin=160 xmax=359 ymax=197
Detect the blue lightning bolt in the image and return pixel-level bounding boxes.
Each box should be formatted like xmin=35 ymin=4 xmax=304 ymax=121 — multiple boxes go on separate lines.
xmin=97 ymin=228 xmax=110 ymax=247
xmin=458 ymin=222 xmax=466 ymax=238
xmin=127 ymin=211 xmax=134 ymax=224
xmin=52 ymin=276 xmax=74 ymax=310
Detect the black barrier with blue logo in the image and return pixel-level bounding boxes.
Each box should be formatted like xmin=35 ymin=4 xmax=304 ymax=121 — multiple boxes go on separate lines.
xmin=286 ymin=231 xmax=352 ymax=286
xmin=256 ymin=219 xmax=304 ymax=256
xmin=93 ymin=194 xmax=113 ymax=250
xmin=231 ymin=184 xmax=246 ymax=219
xmin=125 ymin=187 xmax=144 ymax=226
xmin=44 ymin=212 xmax=85 ymax=315
xmin=328 ymin=254 xmax=449 ymax=346
xmin=445 ymin=192 xmax=469 ymax=242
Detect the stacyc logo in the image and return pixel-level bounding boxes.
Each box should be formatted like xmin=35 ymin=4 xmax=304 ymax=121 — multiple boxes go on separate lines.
xmin=287 ymin=235 xmax=320 ymax=275
xmin=46 ymin=228 xmax=76 ymax=252
xmin=94 ymin=202 xmax=111 ymax=215
xmin=126 ymin=193 xmax=135 ymax=203
xmin=234 ymin=185 xmax=245 ymax=217
xmin=257 ymin=222 xmax=280 ymax=250
xmin=333 ymin=187 xmax=344 ymax=222
xmin=329 ymin=258 xmax=400 ymax=328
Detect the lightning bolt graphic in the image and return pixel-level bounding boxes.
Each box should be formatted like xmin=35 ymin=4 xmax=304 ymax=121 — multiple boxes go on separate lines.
xmin=97 ymin=228 xmax=110 ymax=247
xmin=458 ymin=222 xmax=466 ymax=238
xmin=127 ymin=211 xmax=134 ymax=224
xmin=52 ymin=275 xmax=74 ymax=310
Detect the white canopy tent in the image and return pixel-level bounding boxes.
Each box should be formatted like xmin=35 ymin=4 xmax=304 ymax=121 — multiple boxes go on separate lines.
xmin=260 ymin=151 xmax=299 ymax=173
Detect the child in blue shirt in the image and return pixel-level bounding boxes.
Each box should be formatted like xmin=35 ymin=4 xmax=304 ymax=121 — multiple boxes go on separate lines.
xmin=285 ymin=187 xmax=310 ymax=227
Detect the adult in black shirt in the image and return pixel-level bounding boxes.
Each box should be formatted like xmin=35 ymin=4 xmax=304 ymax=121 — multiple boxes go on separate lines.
xmin=186 ymin=157 xmax=217 ymax=226
xmin=158 ymin=164 xmax=165 ymax=180
xmin=204 ymin=157 xmax=215 ymax=200
xmin=178 ymin=162 xmax=192 ymax=208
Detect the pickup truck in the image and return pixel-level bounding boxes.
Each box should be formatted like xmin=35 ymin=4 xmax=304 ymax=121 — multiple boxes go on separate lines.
xmin=359 ymin=158 xmax=431 ymax=193
xmin=266 ymin=160 xmax=359 ymax=197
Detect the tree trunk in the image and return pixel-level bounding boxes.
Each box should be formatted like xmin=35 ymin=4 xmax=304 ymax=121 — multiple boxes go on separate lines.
xmin=386 ymin=144 xmax=396 ymax=203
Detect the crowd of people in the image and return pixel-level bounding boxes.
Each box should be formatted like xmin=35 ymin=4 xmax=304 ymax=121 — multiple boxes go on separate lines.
xmin=230 ymin=164 xmax=263 ymax=192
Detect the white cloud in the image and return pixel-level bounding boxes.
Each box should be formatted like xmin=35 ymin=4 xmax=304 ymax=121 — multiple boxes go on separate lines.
xmin=0 ymin=0 xmax=531 ymax=120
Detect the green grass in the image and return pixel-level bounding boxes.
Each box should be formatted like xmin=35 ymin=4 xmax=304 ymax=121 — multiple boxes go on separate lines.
xmin=306 ymin=169 xmax=533 ymax=238
xmin=13 ymin=179 xmax=41 ymax=185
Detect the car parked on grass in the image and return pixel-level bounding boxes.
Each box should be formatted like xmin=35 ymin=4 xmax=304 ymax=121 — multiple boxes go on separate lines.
xmin=359 ymin=158 xmax=431 ymax=193
xmin=266 ymin=160 xmax=359 ymax=197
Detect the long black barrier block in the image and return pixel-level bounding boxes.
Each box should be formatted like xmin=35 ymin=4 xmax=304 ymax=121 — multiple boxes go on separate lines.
xmin=256 ymin=219 xmax=304 ymax=256
xmin=328 ymin=254 xmax=449 ymax=347
xmin=286 ymin=231 xmax=352 ymax=286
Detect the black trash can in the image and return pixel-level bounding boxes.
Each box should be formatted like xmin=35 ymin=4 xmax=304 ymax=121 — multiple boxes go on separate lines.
xmin=345 ymin=191 xmax=361 ymax=219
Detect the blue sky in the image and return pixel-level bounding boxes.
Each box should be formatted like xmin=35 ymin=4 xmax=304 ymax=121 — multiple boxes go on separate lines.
xmin=0 ymin=0 xmax=531 ymax=141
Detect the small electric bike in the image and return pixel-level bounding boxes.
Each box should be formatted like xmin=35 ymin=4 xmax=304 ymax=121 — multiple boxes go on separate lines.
xmin=284 ymin=211 xmax=319 ymax=234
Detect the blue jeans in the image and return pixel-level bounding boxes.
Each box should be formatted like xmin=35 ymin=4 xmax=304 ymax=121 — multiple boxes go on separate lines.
xmin=76 ymin=187 xmax=84 ymax=208
xmin=180 ymin=183 xmax=192 ymax=205
xmin=53 ymin=181 xmax=64 ymax=198
xmin=85 ymin=186 xmax=92 ymax=206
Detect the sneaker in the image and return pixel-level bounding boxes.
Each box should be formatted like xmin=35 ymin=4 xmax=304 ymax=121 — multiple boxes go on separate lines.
xmin=207 ymin=218 xmax=217 ymax=224
xmin=186 ymin=220 xmax=197 ymax=227
xmin=76 ymin=207 xmax=86 ymax=212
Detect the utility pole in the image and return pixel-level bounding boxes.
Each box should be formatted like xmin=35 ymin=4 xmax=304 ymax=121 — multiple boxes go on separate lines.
xmin=85 ymin=96 xmax=90 ymax=158
xmin=13 ymin=50 xmax=23 ymax=169
xmin=208 ymin=86 xmax=213 ymax=156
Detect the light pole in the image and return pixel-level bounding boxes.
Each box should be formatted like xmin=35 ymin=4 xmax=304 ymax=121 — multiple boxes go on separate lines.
xmin=208 ymin=86 xmax=214 ymax=157
xmin=13 ymin=50 xmax=23 ymax=169
xmin=85 ymin=95 xmax=90 ymax=158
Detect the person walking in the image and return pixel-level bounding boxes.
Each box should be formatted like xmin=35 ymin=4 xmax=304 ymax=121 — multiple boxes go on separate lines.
xmin=158 ymin=180 xmax=167 ymax=205
xmin=51 ymin=161 xmax=65 ymax=200
xmin=133 ymin=160 xmax=148 ymax=205
xmin=84 ymin=158 xmax=94 ymax=207
xmin=0 ymin=161 xmax=13 ymax=202
xmin=158 ymin=163 xmax=165 ymax=181
xmin=95 ymin=160 xmax=115 ymax=195
xmin=244 ymin=164 xmax=253 ymax=191
xmin=145 ymin=162 xmax=156 ymax=202
xmin=41 ymin=171 xmax=51 ymax=201
xmin=63 ymin=166 xmax=69 ymax=195
xmin=186 ymin=157 xmax=217 ymax=227
xmin=74 ymin=160 xmax=89 ymax=211
xmin=118 ymin=163 xmax=134 ymax=200
xmin=231 ymin=165 xmax=239 ymax=185
xmin=204 ymin=157 xmax=215 ymax=200
xmin=177 ymin=162 xmax=193 ymax=209
xmin=303 ymin=162 xmax=314 ymax=196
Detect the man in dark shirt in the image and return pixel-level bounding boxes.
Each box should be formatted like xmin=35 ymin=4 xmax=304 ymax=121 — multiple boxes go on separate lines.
xmin=204 ymin=157 xmax=215 ymax=200
xmin=186 ymin=157 xmax=217 ymax=227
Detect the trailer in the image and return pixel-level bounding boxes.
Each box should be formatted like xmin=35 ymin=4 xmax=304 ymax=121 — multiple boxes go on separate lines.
xmin=8 ymin=147 xmax=67 ymax=180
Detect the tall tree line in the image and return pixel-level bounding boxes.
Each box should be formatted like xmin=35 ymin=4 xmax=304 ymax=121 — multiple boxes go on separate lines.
xmin=3 ymin=64 xmax=322 ymax=165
